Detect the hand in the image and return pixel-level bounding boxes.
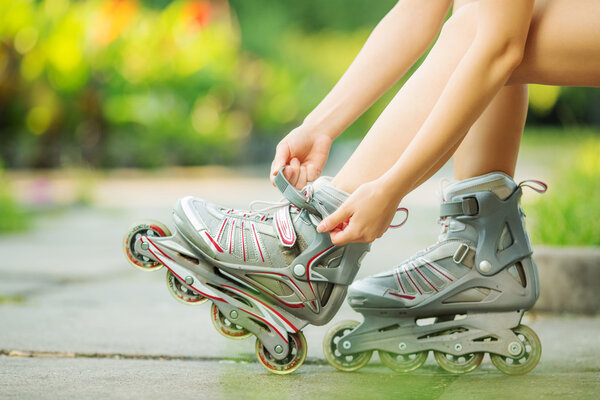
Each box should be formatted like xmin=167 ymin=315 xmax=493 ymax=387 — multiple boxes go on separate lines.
xmin=270 ymin=126 xmax=333 ymax=189
xmin=317 ymin=180 xmax=402 ymax=245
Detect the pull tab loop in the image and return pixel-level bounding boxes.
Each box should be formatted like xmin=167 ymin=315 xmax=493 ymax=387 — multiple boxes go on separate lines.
xmin=518 ymin=179 xmax=548 ymax=194
xmin=389 ymin=207 xmax=409 ymax=229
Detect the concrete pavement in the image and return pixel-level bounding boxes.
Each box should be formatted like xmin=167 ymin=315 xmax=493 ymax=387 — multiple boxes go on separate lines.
xmin=1 ymin=166 xmax=599 ymax=399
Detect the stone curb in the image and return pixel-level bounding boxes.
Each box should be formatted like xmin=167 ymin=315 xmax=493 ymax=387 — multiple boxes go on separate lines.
xmin=533 ymin=246 xmax=600 ymax=314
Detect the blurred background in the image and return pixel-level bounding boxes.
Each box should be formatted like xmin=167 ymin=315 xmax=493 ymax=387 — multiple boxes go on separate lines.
xmin=0 ymin=0 xmax=598 ymax=245
xmin=1 ymin=2 xmax=599 ymax=394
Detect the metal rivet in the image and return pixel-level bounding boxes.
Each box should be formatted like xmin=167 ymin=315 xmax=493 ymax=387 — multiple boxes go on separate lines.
xmin=274 ymin=345 xmax=283 ymax=354
xmin=398 ymin=342 xmax=407 ymax=351
xmin=293 ymin=264 xmax=306 ymax=276
xmin=454 ymin=343 xmax=462 ymax=352
xmin=141 ymin=242 xmax=149 ymax=250
xmin=508 ymin=341 xmax=522 ymax=356
xmin=479 ymin=260 xmax=492 ymax=273
xmin=185 ymin=276 xmax=194 ymax=285
xmin=342 ymin=341 xmax=351 ymax=350
xmin=229 ymin=310 xmax=238 ymax=320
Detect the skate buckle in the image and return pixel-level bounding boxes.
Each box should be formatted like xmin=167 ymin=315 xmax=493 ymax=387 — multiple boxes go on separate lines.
xmin=453 ymin=243 xmax=470 ymax=264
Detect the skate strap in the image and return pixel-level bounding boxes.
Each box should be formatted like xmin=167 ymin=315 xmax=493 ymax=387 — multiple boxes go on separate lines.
xmin=440 ymin=197 xmax=479 ymax=218
xmin=273 ymin=167 xmax=320 ymax=215
xmin=273 ymin=205 xmax=297 ymax=247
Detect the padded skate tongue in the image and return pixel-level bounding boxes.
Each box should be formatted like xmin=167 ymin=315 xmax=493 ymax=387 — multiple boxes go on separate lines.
xmin=444 ymin=172 xmax=517 ymax=202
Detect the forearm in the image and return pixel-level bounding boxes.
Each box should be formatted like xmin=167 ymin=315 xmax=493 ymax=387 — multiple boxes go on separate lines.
xmin=381 ymin=0 xmax=534 ymax=201
xmin=303 ymin=0 xmax=452 ymax=139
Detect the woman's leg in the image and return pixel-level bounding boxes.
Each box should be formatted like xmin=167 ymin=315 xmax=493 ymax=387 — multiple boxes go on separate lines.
xmin=453 ymin=84 xmax=528 ymax=180
xmin=454 ymin=0 xmax=600 ymax=181
xmin=333 ymin=0 xmax=600 ymax=194
xmin=332 ymin=3 xmax=479 ymax=193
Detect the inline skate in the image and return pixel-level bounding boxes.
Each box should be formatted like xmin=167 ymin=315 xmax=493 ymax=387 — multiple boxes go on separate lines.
xmin=123 ymin=168 xmax=370 ymax=374
xmin=323 ymin=172 xmax=546 ymax=375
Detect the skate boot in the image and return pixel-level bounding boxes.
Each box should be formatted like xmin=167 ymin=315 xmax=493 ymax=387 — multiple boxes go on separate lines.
xmin=323 ymin=172 xmax=546 ymax=375
xmin=123 ymin=168 xmax=370 ymax=374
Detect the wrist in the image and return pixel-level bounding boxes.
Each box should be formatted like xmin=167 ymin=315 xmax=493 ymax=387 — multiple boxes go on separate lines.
xmin=302 ymin=112 xmax=343 ymax=140
xmin=377 ymin=173 xmax=409 ymax=205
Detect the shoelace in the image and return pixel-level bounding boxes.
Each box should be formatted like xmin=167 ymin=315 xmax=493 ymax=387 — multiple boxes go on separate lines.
xmin=221 ymin=184 xmax=316 ymax=221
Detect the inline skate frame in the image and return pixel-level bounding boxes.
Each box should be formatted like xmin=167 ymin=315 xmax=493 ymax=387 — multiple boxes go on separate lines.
xmin=123 ymin=169 xmax=370 ymax=374
xmin=323 ymin=172 xmax=546 ymax=375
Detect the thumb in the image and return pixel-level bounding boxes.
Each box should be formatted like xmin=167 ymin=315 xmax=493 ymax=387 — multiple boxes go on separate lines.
xmin=270 ymin=143 xmax=290 ymax=181
xmin=317 ymin=206 xmax=352 ymax=233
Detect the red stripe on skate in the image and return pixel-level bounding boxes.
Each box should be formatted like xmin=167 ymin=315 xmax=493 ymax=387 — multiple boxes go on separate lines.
xmin=222 ymin=285 xmax=298 ymax=332
xmin=147 ymin=248 xmax=224 ymax=302
xmin=389 ymin=292 xmax=415 ymax=300
xmin=241 ymin=222 xmax=246 ymax=262
xmin=235 ymin=273 xmax=305 ymax=308
xmin=403 ymin=264 xmax=422 ymax=295
xmin=216 ymin=218 xmax=228 ymax=242
xmin=251 ymin=223 xmax=265 ymax=263
xmin=252 ymin=271 xmax=307 ymax=301
xmin=145 ymin=237 xmax=175 ymax=262
xmin=229 ymin=219 xmax=236 ymax=254
xmin=305 ymin=245 xmax=335 ymax=298
xmin=421 ymin=259 xmax=454 ymax=282
xmin=204 ymin=232 xmax=223 ymax=253
xmin=412 ymin=262 xmax=438 ymax=292
xmin=239 ymin=308 xmax=289 ymax=343
xmin=394 ymin=268 xmax=405 ymax=293
xmin=149 ymin=224 xmax=166 ymax=237
xmin=275 ymin=207 xmax=295 ymax=246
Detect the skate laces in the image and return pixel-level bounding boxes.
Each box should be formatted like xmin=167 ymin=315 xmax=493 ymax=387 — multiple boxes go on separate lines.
xmin=228 ymin=184 xmax=315 ymax=220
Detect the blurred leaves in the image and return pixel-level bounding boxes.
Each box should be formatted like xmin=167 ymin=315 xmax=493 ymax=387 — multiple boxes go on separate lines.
xmin=0 ymin=0 xmax=598 ymax=170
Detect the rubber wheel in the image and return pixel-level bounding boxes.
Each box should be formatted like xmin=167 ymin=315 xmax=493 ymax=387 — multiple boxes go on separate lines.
xmin=255 ymin=331 xmax=307 ymax=375
xmin=165 ymin=270 xmax=208 ymax=305
xmin=434 ymin=350 xmax=484 ymax=374
xmin=490 ymin=324 xmax=542 ymax=375
xmin=123 ymin=220 xmax=171 ymax=271
xmin=379 ymin=350 xmax=428 ymax=373
xmin=323 ymin=320 xmax=372 ymax=372
xmin=210 ymin=303 xmax=252 ymax=340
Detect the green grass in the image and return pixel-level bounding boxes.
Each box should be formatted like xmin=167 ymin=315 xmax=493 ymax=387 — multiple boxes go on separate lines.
xmin=0 ymin=161 xmax=29 ymax=234
xmin=527 ymin=133 xmax=600 ymax=246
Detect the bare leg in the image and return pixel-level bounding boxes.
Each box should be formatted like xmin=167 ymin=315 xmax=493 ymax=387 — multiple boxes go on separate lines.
xmin=333 ymin=0 xmax=600 ymax=194
xmin=332 ymin=4 xmax=478 ymax=193
xmin=453 ymin=84 xmax=528 ymax=180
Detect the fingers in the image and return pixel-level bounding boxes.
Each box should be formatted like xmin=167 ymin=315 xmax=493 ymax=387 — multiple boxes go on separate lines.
xmin=270 ymin=143 xmax=290 ymax=185
xmin=318 ymin=206 xmax=352 ymax=233
xmin=283 ymin=158 xmax=301 ymax=188
xmin=297 ymin=165 xmax=308 ymax=189
xmin=306 ymin=163 xmax=321 ymax=183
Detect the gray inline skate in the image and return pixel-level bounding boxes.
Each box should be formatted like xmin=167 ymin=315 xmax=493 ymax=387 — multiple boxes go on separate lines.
xmin=323 ymin=172 xmax=546 ymax=375
xmin=123 ymin=168 xmax=370 ymax=374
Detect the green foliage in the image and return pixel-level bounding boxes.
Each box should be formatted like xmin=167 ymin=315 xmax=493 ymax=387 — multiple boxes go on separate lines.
xmin=0 ymin=0 xmax=597 ymax=169
xmin=0 ymin=159 xmax=29 ymax=233
xmin=529 ymin=138 xmax=600 ymax=246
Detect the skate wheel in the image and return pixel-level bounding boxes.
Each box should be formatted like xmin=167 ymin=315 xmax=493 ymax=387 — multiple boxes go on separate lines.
xmin=210 ymin=303 xmax=252 ymax=340
xmin=255 ymin=331 xmax=307 ymax=375
xmin=323 ymin=320 xmax=372 ymax=372
xmin=379 ymin=350 xmax=428 ymax=373
xmin=433 ymin=350 xmax=484 ymax=374
xmin=490 ymin=324 xmax=541 ymax=375
xmin=165 ymin=271 xmax=208 ymax=305
xmin=123 ymin=220 xmax=171 ymax=272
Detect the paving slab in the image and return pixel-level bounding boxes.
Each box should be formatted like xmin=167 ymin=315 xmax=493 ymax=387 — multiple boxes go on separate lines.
xmin=1 ymin=355 xmax=599 ymax=400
